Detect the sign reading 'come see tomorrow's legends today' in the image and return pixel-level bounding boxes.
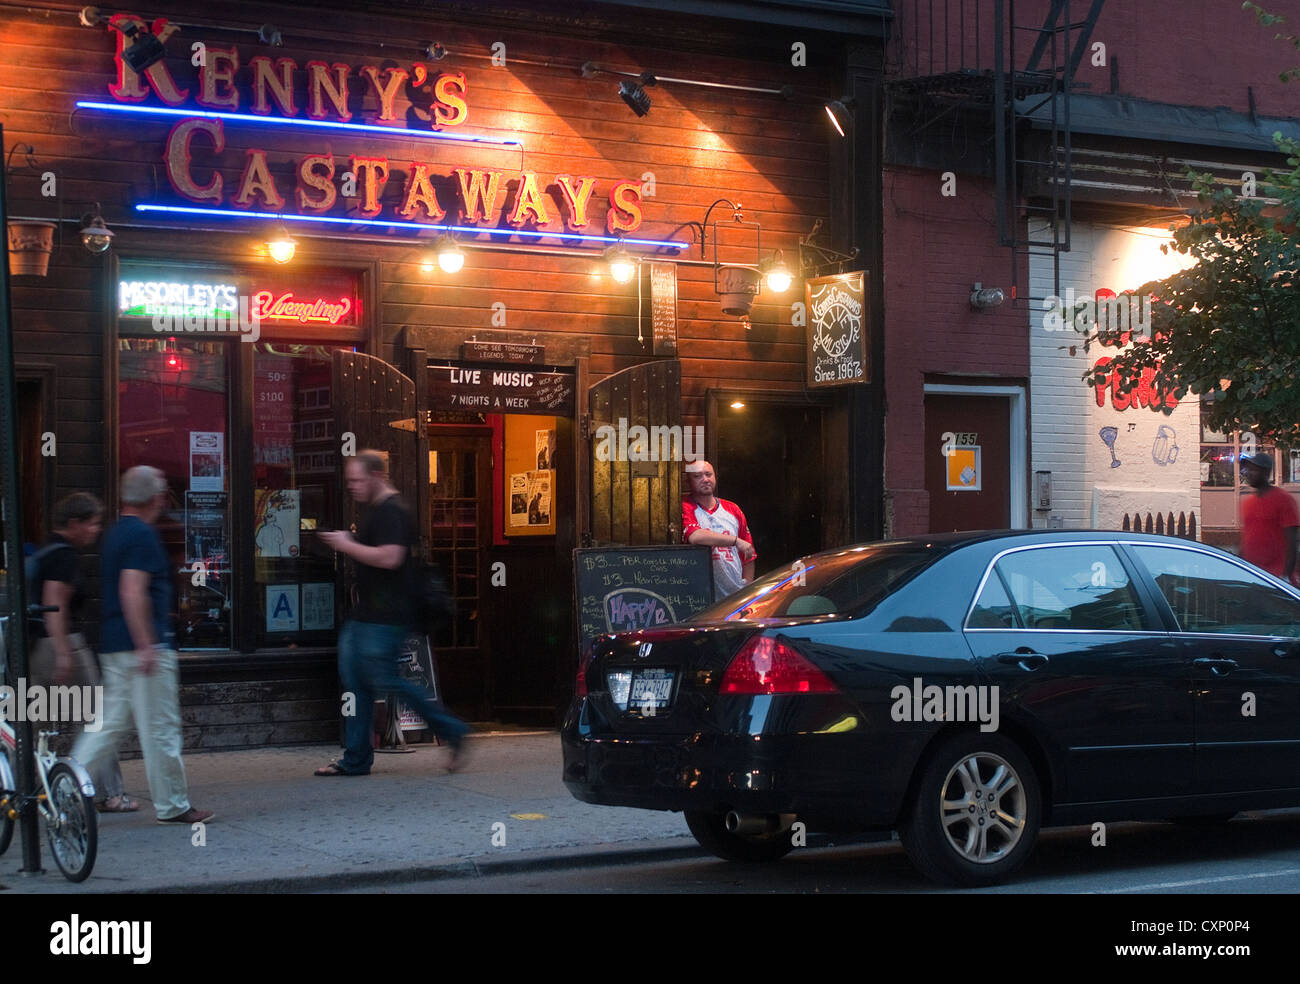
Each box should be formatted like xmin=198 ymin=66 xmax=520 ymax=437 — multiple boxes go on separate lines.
xmin=806 ymin=271 xmax=870 ymax=388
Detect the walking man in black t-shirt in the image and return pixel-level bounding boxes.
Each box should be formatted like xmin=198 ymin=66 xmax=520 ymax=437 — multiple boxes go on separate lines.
xmin=315 ymin=450 xmax=471 ymax=776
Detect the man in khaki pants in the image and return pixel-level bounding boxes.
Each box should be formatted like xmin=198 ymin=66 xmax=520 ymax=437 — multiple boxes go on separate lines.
xmin=73 ymin=466 xmax=214 ymax=825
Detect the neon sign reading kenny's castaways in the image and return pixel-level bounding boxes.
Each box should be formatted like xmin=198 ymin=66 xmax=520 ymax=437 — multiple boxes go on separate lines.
xmin=87 ymin=13 xmax=656 ymax=238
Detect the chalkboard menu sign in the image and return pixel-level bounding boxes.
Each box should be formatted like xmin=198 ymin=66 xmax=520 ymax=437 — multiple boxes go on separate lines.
xmin=649 ymin=262 xmax=678 ymax=355
xmin=806 ymin=270 xmax=870 ymax=387
xmin=574 ymin=545 xmax=715 ymax=653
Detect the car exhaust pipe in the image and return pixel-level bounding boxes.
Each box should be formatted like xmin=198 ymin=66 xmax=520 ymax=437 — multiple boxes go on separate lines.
xmin=725 ymin=811 xmax=797 ymax=836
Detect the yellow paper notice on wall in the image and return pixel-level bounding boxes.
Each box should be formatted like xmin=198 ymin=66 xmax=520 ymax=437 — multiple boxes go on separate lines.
xmin=946 ymin=446 xmax=981 ymax=491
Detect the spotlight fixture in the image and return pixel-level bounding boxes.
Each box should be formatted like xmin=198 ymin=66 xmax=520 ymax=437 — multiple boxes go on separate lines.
xmin=619 ymin=74 xmax=656 ymax=117
xmin=257 ymin=23 xmax=283 ymax=47
xmin=118 ymin=21 xmax=167 ymax=74
xmin=824 ymin=99 xmax=853 ymax=138
xmin=434 ymin=234 xmax=465 ymax=274
xmin=425 ymin=42 xmax=448 ymax=61
xmin=604 ymin=243 xmax=636 ymax=284
xmin=77 ymin=203 xmax=115 ymax=254
xmin=970 ymin=283 xmax=1006 ymax=310
xmin=761 ymin=250 xmax=793 ymax=293
xmin=266 ymin=221 xmax=296 ymax=264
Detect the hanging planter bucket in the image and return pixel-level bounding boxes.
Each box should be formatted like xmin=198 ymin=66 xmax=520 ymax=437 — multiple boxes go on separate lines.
xmin=716 ymin=264 xmax=760 ymax=317
xmin=7 ymin=220 xmax=56 ymax=277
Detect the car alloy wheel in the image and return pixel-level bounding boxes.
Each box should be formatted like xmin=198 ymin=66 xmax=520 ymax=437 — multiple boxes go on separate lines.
xmin=900 ymin=731 xmax=1041 ymax=886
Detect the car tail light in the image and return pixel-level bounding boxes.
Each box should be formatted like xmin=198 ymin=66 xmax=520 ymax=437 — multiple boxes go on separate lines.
xmin=719 ymin=636 xmax=838 ymax=695
xmin=575 ymin=643 xmax=594 ymax=698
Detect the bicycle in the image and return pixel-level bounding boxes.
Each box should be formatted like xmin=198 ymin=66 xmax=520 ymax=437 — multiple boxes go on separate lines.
xmin=0 ymin=612 xmax=98 ymax=882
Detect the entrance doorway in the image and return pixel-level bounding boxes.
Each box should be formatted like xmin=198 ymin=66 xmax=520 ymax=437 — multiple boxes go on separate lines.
xmin=711 ymin=398 xmax=826 ymax=574
xmin=426 ymin=431 xmax=492 ymax=719
xmin=923 ymin=385 xmax=1026 ymax=533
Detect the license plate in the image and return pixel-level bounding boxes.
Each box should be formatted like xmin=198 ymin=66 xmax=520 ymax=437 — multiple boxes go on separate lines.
xmin=629 ymin=668 xmax=674 ymax=713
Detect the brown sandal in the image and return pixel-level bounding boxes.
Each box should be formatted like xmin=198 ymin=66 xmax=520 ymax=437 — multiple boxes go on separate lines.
xmin=97 ymin=795 xmax=140 ymax=813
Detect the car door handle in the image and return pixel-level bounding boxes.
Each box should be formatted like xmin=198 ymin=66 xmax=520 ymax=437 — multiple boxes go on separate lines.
xmin=996 ymin=651 xmax=1049 ymax=671
xmin=1193 ymin=657 xmax=1238 ymax=676
xmin=1274 ymin=642 xmax=1300 ymax=659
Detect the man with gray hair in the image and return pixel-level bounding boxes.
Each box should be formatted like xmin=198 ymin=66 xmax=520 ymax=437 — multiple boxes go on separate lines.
xmin=73 ymin=466 xmax=214 ymax=825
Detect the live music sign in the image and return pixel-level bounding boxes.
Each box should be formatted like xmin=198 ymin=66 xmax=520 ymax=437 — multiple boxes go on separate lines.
xmin=428 ymin=365 xmax=575 ymax=416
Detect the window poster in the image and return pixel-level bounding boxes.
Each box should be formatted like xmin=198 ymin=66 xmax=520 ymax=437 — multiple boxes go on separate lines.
xmin=189 ymin=431 xmax=225 ymax=491
xmin=266 ymin=584 xmax=300 ymax=633
xmin=254 ymin=489 xmax=301 ymax=557
xmin=301 ymin=582 xmax=334 ymax=632
xmin=535 ymin=428 xmax=556 ymax=470
xmin=184 ymin=491 xmax=227 ymax=566
xmin=503 ymin=413 xmax=557 ymax=537
xmin=946 ymin=446 xmax=982 ymax=491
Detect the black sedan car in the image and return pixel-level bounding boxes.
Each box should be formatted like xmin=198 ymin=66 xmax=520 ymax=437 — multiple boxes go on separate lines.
xmin=562 ymin=530 xmax=1300 ymax=885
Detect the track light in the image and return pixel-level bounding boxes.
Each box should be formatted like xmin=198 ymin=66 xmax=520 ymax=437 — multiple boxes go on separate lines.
xmin=425 ymin=42 xmax=448 ymax=61
xmin=266 ymin=221 xmax=296 ymax=263
xmin=258 ymin=24 xmax=283 ymax=47
xmin=77 ymin=203 xmax=115 ymax=254
xmin=619 ymin=74 xmax=656 ymax=117
xmin=604 ymin=243 xmax=636 ymax=284
xmin=119 ymin=22 xmax=166 ymax=74
xmin=824 ymin=99 xmax=853 ymax=138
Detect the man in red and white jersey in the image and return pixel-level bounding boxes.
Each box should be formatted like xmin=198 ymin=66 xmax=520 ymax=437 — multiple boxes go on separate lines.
xmin=682 ymin=460 xmax=756 ymax=598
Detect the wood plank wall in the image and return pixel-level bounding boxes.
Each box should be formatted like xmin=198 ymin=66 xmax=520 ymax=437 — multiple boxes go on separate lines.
xmin=1 ymin=1 xmax=840 ymax=744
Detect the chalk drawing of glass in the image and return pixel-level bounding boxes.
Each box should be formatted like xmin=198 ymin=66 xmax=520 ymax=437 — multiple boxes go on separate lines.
xmin=1099 ymin=426 xmax=1121 ymax=468
xmin=1152 ymin=424 xmax=1179 ymax=466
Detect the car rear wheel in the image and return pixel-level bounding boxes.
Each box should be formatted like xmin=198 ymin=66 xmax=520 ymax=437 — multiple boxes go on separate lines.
xmin=685 ymin=810 xmax=797 ymax=863
xmin=900 ymin=731 xmax=1041 ymax=887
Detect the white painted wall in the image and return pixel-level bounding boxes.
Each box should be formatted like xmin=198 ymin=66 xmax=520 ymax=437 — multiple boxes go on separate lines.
xmin=1029 ymin=222 xmax=1199 ymax=532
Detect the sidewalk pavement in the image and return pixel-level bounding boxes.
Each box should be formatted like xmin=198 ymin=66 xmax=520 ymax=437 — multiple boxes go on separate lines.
xmin=0 ymin=732 xmax=701 ymax=894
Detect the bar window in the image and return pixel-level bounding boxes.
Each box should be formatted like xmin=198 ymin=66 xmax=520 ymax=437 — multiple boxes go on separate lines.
xmin=118 ymin=337 xmax=232 ymax=651
xmin=252 ymin=343 xmax=346 ymax=646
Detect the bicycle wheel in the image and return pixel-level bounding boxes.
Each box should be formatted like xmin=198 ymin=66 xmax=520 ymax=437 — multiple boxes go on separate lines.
xmin=0 ymin=745 xmax=14 ymax=857
xmin=44 ymin=762 xmax=97 ymax=882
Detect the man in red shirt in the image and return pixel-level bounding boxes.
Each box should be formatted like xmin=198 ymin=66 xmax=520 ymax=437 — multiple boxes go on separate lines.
xmin=1239 ymin=452 xmax=1299 ymax=584
xmin=682 ymin=460 xmax=756 ymax=598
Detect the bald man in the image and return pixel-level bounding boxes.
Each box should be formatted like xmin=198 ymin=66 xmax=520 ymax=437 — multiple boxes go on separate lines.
xmin=682 ymin=460 xmax=756 ymax=597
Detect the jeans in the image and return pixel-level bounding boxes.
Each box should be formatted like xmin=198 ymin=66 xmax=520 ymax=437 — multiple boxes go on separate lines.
xmin=337 ymin=620 xmax=470 ymax=775
xmin=72 ymin=648 xmax=191 ymax=820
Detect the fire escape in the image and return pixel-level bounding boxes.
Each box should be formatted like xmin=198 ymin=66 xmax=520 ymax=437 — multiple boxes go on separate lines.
xmin=886 ymin=0 xmax=1106 ymax=302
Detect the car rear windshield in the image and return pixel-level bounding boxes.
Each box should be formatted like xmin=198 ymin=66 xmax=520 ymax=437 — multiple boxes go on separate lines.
xmin=690 ymin=546 xmax=938 ymax=622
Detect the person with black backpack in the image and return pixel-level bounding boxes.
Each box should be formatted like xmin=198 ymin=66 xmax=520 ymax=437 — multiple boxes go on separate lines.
xmin=28 ymin=492 xmax=134 ymax=812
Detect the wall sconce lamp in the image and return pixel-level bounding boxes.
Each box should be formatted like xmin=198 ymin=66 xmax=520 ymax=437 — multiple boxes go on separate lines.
xmin=604 ymin=242 xmax=637 ymax=284
xmin=824 ymin=98 xmax=854 ymax=138
xmin=433 ymin=234 xmax=464 ymax=274
xmin=77 ymin=203 xmax=115 ymax=254
xmin=265 ymin=221 xmax=296 ymax=264
xmin=970 ymin=283 xmax=1006 ymax=310
xmin=760 ymin=250 xmax=793 ymax=293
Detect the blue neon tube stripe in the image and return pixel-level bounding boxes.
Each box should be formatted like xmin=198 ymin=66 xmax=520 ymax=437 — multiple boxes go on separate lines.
xmin=134 ymin=203 xmax=688 ymax=249
xmin=75 ymin=101 xmax=523 ymax=147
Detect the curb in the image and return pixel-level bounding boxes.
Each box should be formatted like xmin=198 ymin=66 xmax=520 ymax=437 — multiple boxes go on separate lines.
xmin=128 ymin=837 xmax=705 ymax=894
xmin=124 ymin=830 xmax=897 ymax=894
